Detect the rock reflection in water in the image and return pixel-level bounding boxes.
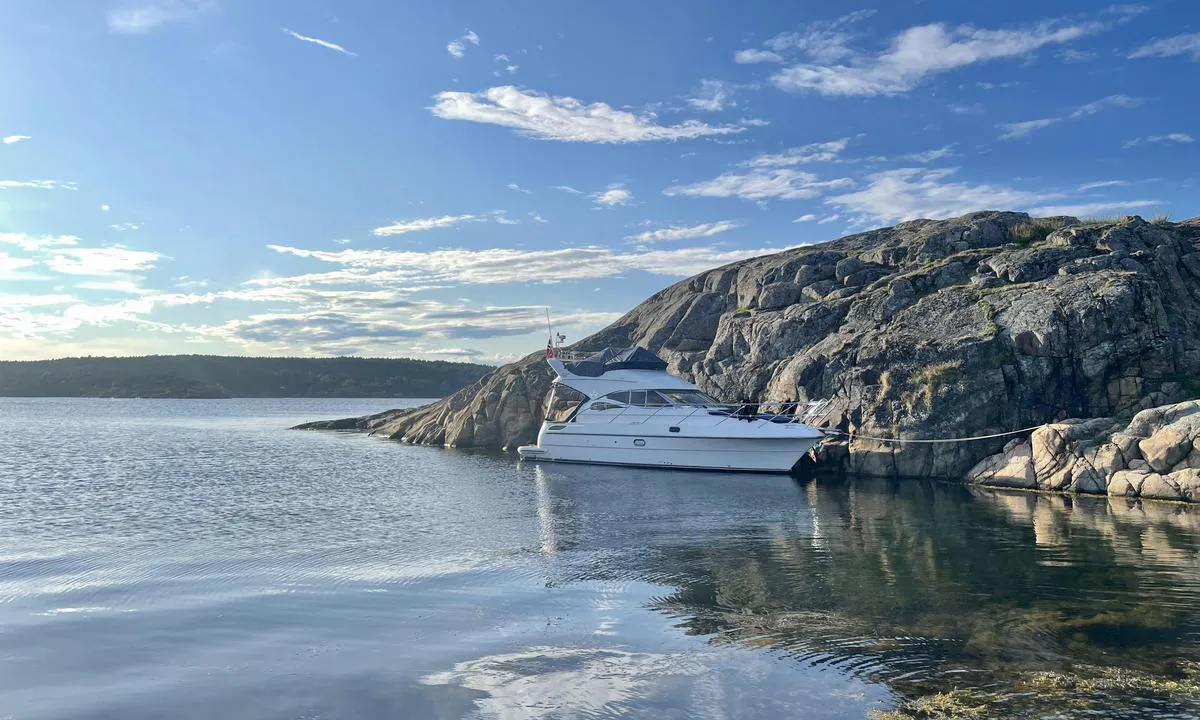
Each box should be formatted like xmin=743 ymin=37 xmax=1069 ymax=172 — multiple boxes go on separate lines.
xmin=528 ymin=466 xmax=1200 ymax=718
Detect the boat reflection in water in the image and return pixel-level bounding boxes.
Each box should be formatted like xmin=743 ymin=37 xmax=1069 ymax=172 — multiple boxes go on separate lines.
xmin=517 ymin=462 xmax=1200 ymax=718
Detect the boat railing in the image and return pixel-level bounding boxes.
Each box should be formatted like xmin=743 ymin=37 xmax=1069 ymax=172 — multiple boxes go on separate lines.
xmin=593 ymin=398 xmax=832 ymax=427
xmin=549 ymin=350 xmax=591 ymax=362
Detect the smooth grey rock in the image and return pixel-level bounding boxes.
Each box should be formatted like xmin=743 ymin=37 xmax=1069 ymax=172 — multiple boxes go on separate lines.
xmin=757 ymin=282 xmax=803 ymax=310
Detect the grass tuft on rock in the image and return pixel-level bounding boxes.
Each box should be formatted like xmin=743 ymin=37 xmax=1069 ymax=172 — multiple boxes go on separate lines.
xmin=1010 ymin=218 xmax=1069 ymax=245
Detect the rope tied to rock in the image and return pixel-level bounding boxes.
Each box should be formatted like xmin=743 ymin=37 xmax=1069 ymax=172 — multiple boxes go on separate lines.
xmin=822 ymin=424 xmax=1049 ymax=444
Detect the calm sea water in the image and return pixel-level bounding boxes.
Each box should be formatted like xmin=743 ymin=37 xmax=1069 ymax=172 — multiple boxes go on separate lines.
xmin=1 ymin=398 xmax=1199 ymax=720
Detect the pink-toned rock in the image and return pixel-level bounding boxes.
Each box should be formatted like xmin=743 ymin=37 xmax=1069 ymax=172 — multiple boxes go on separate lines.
xmin=1139 ymin=427 xmax=1193 ymax=473
xmin=1169 ymin=468 xmax=1200 ymax=502
xmin=967 ymin=441 xmax=1036 ymax=488
xmin=1138 ymin=473 xmax=1181 ymax=501
xmin=1107 ymin=470 xmax=1147 ymax=497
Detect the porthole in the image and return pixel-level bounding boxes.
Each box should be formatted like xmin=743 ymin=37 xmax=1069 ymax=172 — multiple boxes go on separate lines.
xmin=633 ymin=439 xmax=646 ymax=447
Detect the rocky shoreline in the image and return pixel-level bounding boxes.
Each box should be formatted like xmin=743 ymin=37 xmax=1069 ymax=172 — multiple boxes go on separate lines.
xmin=969 ymin=399 xmax=1200 ymax=502
xmin=297 ymin=211 xmax=1200 ymax=500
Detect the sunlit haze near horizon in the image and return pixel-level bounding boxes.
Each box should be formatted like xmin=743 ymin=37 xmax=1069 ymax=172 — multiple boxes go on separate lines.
xmin=2 ymin=0 xmax=1197 ymax=363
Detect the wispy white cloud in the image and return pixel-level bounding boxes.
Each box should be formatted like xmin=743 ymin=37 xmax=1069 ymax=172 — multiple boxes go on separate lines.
xmin=1077 ymin=180 xmax=1127 ymax=191
xmin=554 ymin=185 xmax=585 ymax=195
xmin=741 ymin=138 xmax=850 ymax=167
xmin=447 ymin=29 xmax=480 ymax=59
xmin=0 ymin=180 xmax=78 ymax=191
xmin=998 ymin=118 xmax=1063 ymax=139
xmin=686 ymin=79 xmax=738 ymax=112
xmin=762 ymin=9 xmax=876 ymax=63
xmin=999 ymin=94 xmax=1143 ymax=139
xmin=591 ymin=183 xmax=633 ymax=207
xmin=734 ymin=49 xmax=785 ymax=64
xmin=1129 ymin=33 xmax=1200 ymax=60
xmin=107 ymin=0 xmax=215 ymax=34
xmin=282 ymin=28 xmax=356 ymax=56
xmin=43 ymin=247 xmax=162 ymax=276
xmin=1124 ymin=133 xmax=1194 ymax=148
xmin=793 ymin=214 xmax=817 ymax=223
xmin=1057 ymin=48 xmax=1097 ymax=63
xmin=1027 ymin=200 xmax=1162 ymax=217
xmin=528 ymin=211 xmax=548 ymax=223
xmin=769 ymin=15 xmax=1111 ymax=97
xmin=664 ymin=168 xmax=854 ymax=202
xmin=625 ymin=221 xmax=739 ymax=244
xmin=0 ymin=252 xmax=42 ymax=280
xmin=0 ymin=233 xmax=80 ymax=252
xmin=429 ymin=86 xmax=749 ymax=143
xmin=506 ymin=183 xmax=532 ymax=194
xmin=2 ymin=135 xmax=31 ymax=145
xmin=1069 ymin=94 xmax=1143 ymax=118
xmin=371 ymin=214 xmax=482 ymax=237
xmin=826 ymin=167 xmax=1064 ymax=224
xmin=817 ymin=214 xmax=841 ymax=224
xmin=263 ymin=243 xmax=791 ymax=287
xmin=901 ymin=145 xmax=956 ymax=163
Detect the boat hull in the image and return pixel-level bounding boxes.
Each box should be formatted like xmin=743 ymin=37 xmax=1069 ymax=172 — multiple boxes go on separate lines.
xmin=517 ymin=432 xmax=820 ymax=473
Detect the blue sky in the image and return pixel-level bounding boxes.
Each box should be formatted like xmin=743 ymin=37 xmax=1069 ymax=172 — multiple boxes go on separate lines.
xmin=1 ymin=0 xmax=1197 ymax=362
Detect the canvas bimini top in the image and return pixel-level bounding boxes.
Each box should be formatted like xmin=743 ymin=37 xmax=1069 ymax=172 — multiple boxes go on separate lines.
xmin=562 ymin=346 xmax=668 ymax=377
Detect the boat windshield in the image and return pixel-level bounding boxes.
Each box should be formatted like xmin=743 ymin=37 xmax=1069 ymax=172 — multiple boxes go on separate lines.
xmin=660 ymin=389 xmax=720 ymax=406
xmin=545 ymin=385 xmax=588 ymax=422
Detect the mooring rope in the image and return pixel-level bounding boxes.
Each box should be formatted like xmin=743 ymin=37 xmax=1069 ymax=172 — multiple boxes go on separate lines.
xmin=822 ymin=424 xmax=1048 ymax=444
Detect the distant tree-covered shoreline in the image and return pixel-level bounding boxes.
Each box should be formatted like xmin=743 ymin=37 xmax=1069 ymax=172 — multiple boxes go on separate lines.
xmin=0 ymin=355 xmax=493 ymax=399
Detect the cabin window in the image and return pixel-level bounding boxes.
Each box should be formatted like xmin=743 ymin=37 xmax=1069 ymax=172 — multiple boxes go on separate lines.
xmin=545 ymin=385 xmax=588 ymax=422
xmin=604 ymin=391 xmax=632 ymax=405
xmin=644 ymin=391 xmax=669 ymax=407
xmin=660 ymin=390 xmax=720 ymax=406
xmin=629 ymin=390 xmax=647 ymax=406
xmin=589 ymin=401 xmax=622 ymax=411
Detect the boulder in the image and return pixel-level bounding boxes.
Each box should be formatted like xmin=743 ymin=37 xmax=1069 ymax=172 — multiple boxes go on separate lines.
xmin=1140 ymin=428 xmax=1192 ymax=473
xmin=757 ymin=282 xmax=804 ymax=310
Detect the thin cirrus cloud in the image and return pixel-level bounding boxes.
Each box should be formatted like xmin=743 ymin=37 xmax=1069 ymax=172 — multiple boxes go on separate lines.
xmin=43 ymin=247 xmax=163 ymax=277
xmin=1026 ymin=200 xmax=1163 ymax=217
xmin=741 ymin=138 xmax=851 ymax=167
xmin=262 ymin=243 xmax=794 ymax=287
xmin=2 ymin=135 xmax=31 ymax=145
xmin=1129 ymin=33 xmax=1200 ymax=61
xmin=998 ymin=94 xmax=1143 ymax=139
xmin=370 ymin=214 xmax=482 ymax=237
xmin=281 ymin=28 xmax=357 ymax=56
xmin=825 ymin=167 xmax=1065 ymax=224
xmin=1077 ymin=180 xmax=1127 ymax=191
xmin=625 ymin=221 xmax=740 ymax=244
xmin=685 ymin=80 xmax=739 ymax=112
xmin=429 ymin=86 xmax=750 ymax=143
xmin=1124 ymin=133 xmax=1194 ymax=148
xmin=759 ymin=10 xmax=1127 ymax=97
xmin=106 ymin=0 xmax=216 ymax=34
xmin=664 ymin=168 xmax=854 ymax=202
xmin=0 ymin=180 xmax=78 ymax=191
xmin=823 ymin=167 xmax=1162 ymax=226
xmin=447 ymin=30 xmax=480 ymax=59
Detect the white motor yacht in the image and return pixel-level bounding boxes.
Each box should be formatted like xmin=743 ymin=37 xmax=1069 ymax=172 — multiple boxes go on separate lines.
xmin=517 ymin=346 xmax=827 ymax=473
